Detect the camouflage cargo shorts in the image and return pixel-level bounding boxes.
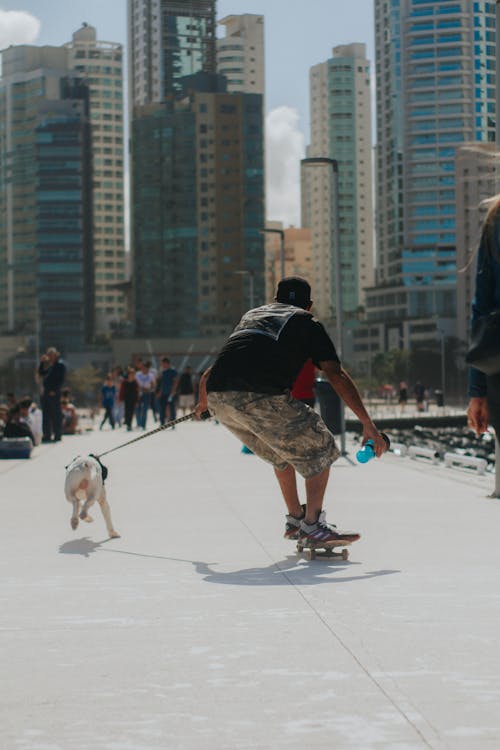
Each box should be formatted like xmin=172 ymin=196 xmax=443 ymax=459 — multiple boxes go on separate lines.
xmin=207 ymin=391 xmax=340 ymax=478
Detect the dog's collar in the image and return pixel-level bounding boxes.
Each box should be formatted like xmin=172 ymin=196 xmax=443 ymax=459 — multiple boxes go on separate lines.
xmin=89 ymin=454 xmax=108 ymax=482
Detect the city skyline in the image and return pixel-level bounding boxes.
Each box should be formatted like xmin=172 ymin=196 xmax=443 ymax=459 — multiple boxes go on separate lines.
xmin=0 ymin=1 xmax=375 ymax=226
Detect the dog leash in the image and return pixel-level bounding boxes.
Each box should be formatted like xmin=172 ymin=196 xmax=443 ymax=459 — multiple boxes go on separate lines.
xmin=94 ymin=410 xmax=211 ymax=460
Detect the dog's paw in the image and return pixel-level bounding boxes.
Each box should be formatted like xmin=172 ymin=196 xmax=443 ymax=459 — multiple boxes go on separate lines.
xmin=109 ymin=531 xmax=121 ymax=539
xmin=71 ymin=518 xmax=79 ymax=530
xmin=80 ymin=513 xmax=93 ymax=523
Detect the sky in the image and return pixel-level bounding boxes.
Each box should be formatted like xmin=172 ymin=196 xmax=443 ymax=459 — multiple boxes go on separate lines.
xmin=1 ymin=0 xmax=375 ymax=226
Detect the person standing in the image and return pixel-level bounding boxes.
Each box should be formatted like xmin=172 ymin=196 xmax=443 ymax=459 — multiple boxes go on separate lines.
xmin=112 ymin=366 xmax=125 ymax=427
xmin=196 ymin=277 xmax=386 ymax=544
xmin=466 ymin=193 xmax=500 ymax=497
xmin=414 ymin=381 xmax=426 ymax=412
xmin=157 ymin=357 xmax=179 ymax=424
xmin=135 ymin=361 xmax=156 ymax=429
xmin=398 ymin=381 xmax=408 ymax=412
xmin=100 ymin=374 xmax=116 ymax=430
xmin=119 ymin=367 xmax=139 ymax=431
xmin=291 ymin=359 xmax=316 ymax=408
xmin=38 ymin=347 xmax=66 ymax=442
xmin=177 ymin=365 xmax=195 ymax=416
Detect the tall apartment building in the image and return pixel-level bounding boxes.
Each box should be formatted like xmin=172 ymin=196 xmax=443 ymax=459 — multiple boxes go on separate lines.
xmin=0 ymin=46 xmax=94 ymax=353
xmin=65 ymin=24 xmax=127 ymax=334
xmin=368 ymin=0 xmax=496 ymax=338
xmin=129 ymin=1 xmax=265 ymax=337
xmin=128 ymin=0 xmax=217 ymax=107
xmin=302 ymin=43 xmax=374 ymax=326
xmin=217 ymin=14 xmax=264 ymax=95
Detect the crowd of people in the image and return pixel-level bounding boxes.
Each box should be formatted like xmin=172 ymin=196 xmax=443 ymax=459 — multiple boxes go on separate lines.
xmin=100 ymin=357 xmax=198 ymax=432
xmin=0 ymin=351 xmax=199 ymax=447
xmin=0 ymin=394 xmax=43 ymax=447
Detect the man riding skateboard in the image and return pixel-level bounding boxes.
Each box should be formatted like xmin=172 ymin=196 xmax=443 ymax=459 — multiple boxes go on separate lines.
xmin=195 ymin=277 xmax=386 ymax=545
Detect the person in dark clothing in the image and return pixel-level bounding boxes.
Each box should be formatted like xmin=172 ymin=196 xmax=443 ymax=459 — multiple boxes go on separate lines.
xmin=467 ymin=193 xmax=500 ymax=497
xmin=196 ymin=277 xmax=386 ymax=545
xmin=119 ymin=367 xmax=139 ymax=431
xmin=38 ymin=347 xmax=66 ymax=442
xmin=414 ymin=381 xmax=426 ymax=411
xmin=4 ymin=404 xmax=35 ymax=445
xmin=156 ymin=357 xmax=179 ymax=425
xmin=100 ymin=374 xmax=116 ymax=430
xmin=177 ymin=365 xmax=195 ymax=416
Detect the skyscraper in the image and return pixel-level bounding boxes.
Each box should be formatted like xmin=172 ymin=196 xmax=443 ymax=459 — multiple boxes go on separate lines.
xmin=369 ymin=0 xmax=496 ymax=334
xmin=66 ymin=24 xmax=127 ymax=334
xmin=217 ymin=14 xmax=264 ymax=95
xmin=0 ymin=46 xmax=94 ymax=353
xmin=129 ymin=1 xmax=265 ymax=338
xmin=128 ymin=0 xmax=217 ymax=107
xmin=302 ymin=43 xmax=374 ymax=325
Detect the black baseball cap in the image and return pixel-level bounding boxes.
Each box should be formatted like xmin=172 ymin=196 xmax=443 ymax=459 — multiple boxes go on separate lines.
xmin=275 ymin=276 xmax=311 ymax=309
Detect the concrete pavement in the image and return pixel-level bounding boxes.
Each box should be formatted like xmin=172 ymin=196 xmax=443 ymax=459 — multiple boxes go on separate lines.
xmin=1 ymin=417 xmax=500 ymax=750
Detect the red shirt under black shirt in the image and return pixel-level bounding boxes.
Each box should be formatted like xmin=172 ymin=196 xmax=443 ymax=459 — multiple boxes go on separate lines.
xmin=206 ymin=303 xmax=339 ymax=395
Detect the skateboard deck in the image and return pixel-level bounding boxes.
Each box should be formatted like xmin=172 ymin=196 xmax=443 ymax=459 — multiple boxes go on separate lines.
xmin=296 ymin=539 xmax=351 ymax=561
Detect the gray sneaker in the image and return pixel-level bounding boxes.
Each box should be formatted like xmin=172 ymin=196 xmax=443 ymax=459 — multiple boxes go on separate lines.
xmin=299 ymin=510 xmax=360 ymax=544
xmin=284 ymin=504 xmax=306 ymax=540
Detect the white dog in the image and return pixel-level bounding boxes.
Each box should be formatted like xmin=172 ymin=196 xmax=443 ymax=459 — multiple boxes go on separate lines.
xmin=64 ymin=454 xmax=120 ymax=538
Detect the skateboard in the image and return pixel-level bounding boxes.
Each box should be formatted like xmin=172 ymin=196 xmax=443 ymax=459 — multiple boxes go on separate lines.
xmin=296 ymin=539 xmax=351 ymax=561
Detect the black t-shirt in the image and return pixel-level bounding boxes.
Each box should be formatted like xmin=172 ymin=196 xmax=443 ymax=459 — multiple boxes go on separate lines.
xmin=178 ymin=373 xmax=194 ymax=395
xmin=207 ymin=303 xmax=340 ymax=394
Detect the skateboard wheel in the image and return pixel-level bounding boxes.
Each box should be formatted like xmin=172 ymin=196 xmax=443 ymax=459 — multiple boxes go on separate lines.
xmin=297 ymin=543 xmax=304 ymax=553
xmin=341 ymin=549 xmax=349 ymax=560
xmin=304 ymin=549 xmax=315 ymax=561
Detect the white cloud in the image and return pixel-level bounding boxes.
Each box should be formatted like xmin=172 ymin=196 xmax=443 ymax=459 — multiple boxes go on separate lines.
xmin=265 ymin=106 xmax=305 ymax=227
xmin=0 ymin=9 xmax=41 ymax=50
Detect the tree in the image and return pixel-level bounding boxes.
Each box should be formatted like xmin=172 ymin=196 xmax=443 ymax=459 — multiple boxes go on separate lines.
xmin=67 ymin=365 xmax=103 ymax=406
xmin=371 ymin=349 xmax=410 ymax=386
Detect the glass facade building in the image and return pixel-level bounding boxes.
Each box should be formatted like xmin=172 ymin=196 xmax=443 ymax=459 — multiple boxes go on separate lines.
xmin=36 ymin=89 xmax=94 ymax=351
xmin=128 ymin=0 xmax=216 ymax=106
xmin=129 ymin=1 xmax=265 ymax=338
xmin=132 ymin=80 xmax=265 ymax=337
xmin=370 ymin=0 xmax=496 ymax=323
xmin=0 ymin=49 xmax=94 ymax=352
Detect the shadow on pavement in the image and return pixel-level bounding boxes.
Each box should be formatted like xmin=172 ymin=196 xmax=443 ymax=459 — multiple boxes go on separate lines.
xmin=58 ymin=537 xmax=116 ymax=557
xmin=58 ymin=539 xmax=400 ymax=586
xmin=192 ymin=557 xmax=400 ymax=587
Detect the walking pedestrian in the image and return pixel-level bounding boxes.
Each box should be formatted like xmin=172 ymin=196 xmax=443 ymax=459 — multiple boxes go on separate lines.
xmin=414 ymin=381 xmax=426 ymax=412
xmin=112 ymin=366 xmax=125 ymax=427
xmin=119 ymin=367 xmax=139 ymax=431
xmin=398 ymin=381 xmax=408 ymax=412
xmin=156 ymin=357 xmax=179 ymax=424
xmin=135 ymin=361 xmax=156 ymax=429
xmin=195 ymin=277 xmax=386 ymax=544
xmin=38 ymin=347 xmax=66 ymax=442
xmin=466 ymin=192 xmax=500 ymax=497
xmin=100 ymin=374 xmax=116 ymax=430
xmin=177 ymin=365 xmax=195 ymax=416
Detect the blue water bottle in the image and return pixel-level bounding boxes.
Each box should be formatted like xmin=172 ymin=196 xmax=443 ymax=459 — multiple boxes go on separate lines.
xmin=356 ymin=433 xmax=390 ymax=463
xmin=356 ymin=440 xmax=375 ymax=463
